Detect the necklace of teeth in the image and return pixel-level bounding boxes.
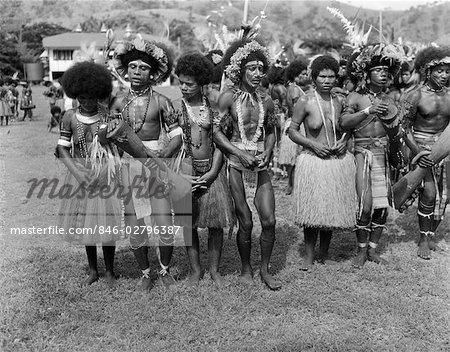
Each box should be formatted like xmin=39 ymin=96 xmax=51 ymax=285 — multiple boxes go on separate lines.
xmin=236 ymin=93 xmax=265 ymax=150
xmin=182 ymin=97 xmax=209 ymax=126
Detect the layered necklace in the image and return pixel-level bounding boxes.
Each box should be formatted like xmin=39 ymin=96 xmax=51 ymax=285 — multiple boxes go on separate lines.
xmin=121 ymin=86 xmax=152 ymax=133
xmin=76 ymin=108 xmax=102 ymax=159
xmin=314 ymin=89 xmax=336 ymax=148
xmin=181 ymin=95 xmax=213 ymax=160
xmin=235 ymin=91 xmax=265 ymax=150
xmin=425 ymin=83 xmax=445 ymax=93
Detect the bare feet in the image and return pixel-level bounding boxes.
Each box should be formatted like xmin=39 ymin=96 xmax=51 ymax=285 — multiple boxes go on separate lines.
xmin=260 ymin=271 xmax=282 ymax=291
xmin=352 ymin=247 xmax=367 ymax=269
xmin=210 ymin=271 xmax=226 ymax=288
xmin=159 ymin=269 xmax=176 ymax=288
xmin=185 ymin=271 xmax=201 ymax=287
xmin=367 ymin=248 xmax=388 ymax=265
xmin=417 ymin=238 xmax=431 ymax=260
xmin=428 ymin=237 xmax=439 ymax=251
xmin=104 ymin=271 xmax=116 ymax=288
xmin=139 ymin=276 xmax=153 ymax=292
xmin=239 ymin=270 xmax=254 ymax=285
xmin=285 ymin=186 xmax=293 ymax=195
xmin=82 ymin=270 xmax=99 ymax=286
xmin=300 ymin=254 xmax=314 ymax=271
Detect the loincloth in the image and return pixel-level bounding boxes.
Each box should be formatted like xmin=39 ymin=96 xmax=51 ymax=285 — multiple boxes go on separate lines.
xmin=122 ymin=140 xmax=165 ymax=222
xmin=228 ymin=141 xmax=266 ymax=200
xmin=354 ymin=137 xmax=391 ymax=219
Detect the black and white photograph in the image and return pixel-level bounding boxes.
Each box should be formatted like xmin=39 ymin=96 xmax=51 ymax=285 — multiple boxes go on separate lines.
xmin=1 ymin=0 xmax=449 ymax=350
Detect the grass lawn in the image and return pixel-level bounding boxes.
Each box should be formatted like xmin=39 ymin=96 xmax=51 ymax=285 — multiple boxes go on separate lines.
xmin=0 ymin=85 xmax=449 ymax=352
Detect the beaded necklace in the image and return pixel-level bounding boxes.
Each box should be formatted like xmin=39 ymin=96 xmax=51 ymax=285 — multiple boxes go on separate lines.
xmin=121 ymin=86 xmax=152 ymax=133
xmin=235 ymin=91 xmax=265 ymax=150
xmin=181 ymin=97 xmax=208 ymax=150
xmin=76 ymin=110 xmax=102 ymax=159
xmin=181 ymin=96 xmax=213 ymax=166
xmin=425 ymin=83 xmax=445 ymax=93
xmin=314 ymin=89 xmax=336 ymax=148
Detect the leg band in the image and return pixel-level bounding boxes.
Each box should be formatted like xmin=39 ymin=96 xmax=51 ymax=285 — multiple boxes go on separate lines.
xmin=368 ymin=241 xmax=378 ymax=249
xmin=142 ymin=267 xmax=151 ymax=278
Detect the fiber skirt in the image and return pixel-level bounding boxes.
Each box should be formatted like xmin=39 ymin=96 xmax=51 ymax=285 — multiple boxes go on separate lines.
xmin=58 ymin=169 xmax=125 ymax=245
xmin=193 ymin=165 xmax=235 ymax=229
xmin=293 ymin=151 xmax=357 ymax=229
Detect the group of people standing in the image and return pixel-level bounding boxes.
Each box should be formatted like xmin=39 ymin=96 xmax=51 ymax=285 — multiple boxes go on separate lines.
xmin=0 ymin=77 xmax=35 ymax=126
xmin=55 ymin=32 xmax=450 ymax=291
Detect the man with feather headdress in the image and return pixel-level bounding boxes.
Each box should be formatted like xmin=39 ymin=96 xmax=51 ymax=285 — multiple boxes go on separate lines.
xmin=340 ymin=43 xmax=406 ymax=269
xmin=109 ymin=37 xmax=182 ymax=291
xmin=213 ymin=35 xmax=281 ymax=290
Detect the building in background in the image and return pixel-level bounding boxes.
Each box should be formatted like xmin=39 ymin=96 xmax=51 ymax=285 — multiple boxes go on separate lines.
xmin=42 ymin=24 xmax=163 ymax=82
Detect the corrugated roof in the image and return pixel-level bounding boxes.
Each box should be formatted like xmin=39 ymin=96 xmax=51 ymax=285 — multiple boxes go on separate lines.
xmin=42 ymin=31 xmax=163 ymax=49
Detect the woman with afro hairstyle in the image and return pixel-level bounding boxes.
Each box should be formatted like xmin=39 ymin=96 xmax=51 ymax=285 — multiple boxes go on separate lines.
xmin=175 ymin=52 xmax=235 ymax=287
xmin=57 ymin=61 xmax=124 ymax=287
xmin=399 ymin=45 xmax=450 ymax=260
xmin=214 ymin=37 xmax=282 ymax=290
xmin=289 ymin=55 xmax=357 ymax=271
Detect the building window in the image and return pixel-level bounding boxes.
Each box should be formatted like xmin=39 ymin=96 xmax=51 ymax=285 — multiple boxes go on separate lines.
xmin=53 ymin=50 xmax=73 ymax=61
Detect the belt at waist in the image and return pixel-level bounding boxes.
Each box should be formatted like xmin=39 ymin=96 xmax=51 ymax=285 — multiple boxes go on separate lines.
xmin=354 ymin=136 xmax=388 ymax=149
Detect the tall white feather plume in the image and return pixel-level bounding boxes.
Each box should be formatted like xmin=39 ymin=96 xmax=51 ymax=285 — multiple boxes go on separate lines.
xmin=327 ymin=6 xmax=372 ymax=49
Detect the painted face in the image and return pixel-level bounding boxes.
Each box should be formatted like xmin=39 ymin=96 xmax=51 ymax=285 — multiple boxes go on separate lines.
xmin=295 ymin=69 xmax=308 ymax=86
xmin=178 ymin=74 xmax=201 ymax=100
xmin=401 ymin=71 xmax=412 ymax=85
xmin=369 ymin=66 xmax=389 ymax=87
xmin=242 ymin=60 xmax=265 ymax=89
xmin=429 ymin=64 xmax=450 ymax=88
xmin=314 ymin=68 xmax=336 ymax=92
xmin=77 ymin=94 xmax=97 ymax=114
xmin=127 ymin=60 xmax=152 ymax=88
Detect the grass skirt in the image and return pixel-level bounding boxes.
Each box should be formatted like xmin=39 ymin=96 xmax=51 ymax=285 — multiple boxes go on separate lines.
xmin=279 ymin=119 xmax=299 ymax=166
xmin=293 ymin=151 xmax=357 ymax=229
xmin=192 ymin=161 xmax=235 ymax=229
xmin=58 ymin=169 xmax=124 ymax=245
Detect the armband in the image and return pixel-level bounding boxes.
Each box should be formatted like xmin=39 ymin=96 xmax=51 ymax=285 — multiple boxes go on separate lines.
xmin=57 ymin=139 xmax=72 ymax=147
xmin=168 ymin=126 xmax=182 ymax=139
xmin=362 ymin=107 xmax=371 ymax=116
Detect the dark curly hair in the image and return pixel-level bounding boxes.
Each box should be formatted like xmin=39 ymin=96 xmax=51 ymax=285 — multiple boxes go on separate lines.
xmin=284 ymin=57 xmax=308 ymax=83
xmin=414 ymin=46 xmax=450 ymax=81
xmin=175 ymin=52 xmax=214 ymax=86
xmin=266 ymin=65 xmax=285 ymax=85
xmin=222 ymin=38 xmax=270 ymax=81
xmin=61 ymin=62 xmax=112 ymax=99
xmin=205 ymin=49 xmax=224 ymax=84
xmin=310 ymin=55 xmax=339 ymax=81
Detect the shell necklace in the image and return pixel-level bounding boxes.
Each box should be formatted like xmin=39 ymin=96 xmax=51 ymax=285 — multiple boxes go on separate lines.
xmin=121 ymin=86 xmax=152 ymax=133
xmin=236 ymin=92 xmax=265 ymax=150
xmin=314 ymin=89 xmax=336 ymax=148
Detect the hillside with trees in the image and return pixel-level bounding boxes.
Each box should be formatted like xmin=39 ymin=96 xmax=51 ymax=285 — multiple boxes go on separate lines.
xmin=0 ymin=0 xmax=448 ymax=77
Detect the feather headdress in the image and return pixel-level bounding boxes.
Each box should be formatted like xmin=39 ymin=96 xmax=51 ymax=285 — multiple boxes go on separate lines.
xmin=327 ymin=7 xmax=372 ymax=50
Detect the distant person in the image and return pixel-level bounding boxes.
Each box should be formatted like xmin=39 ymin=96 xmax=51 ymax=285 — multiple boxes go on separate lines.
xmin=48 ymin=105 xmax=62 ymax=133
xmin=20 ymin=89 xmax=35 ymax=121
